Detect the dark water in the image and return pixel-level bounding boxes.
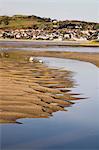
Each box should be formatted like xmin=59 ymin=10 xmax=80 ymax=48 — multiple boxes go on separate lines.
xmin=0 ymin=57 xmax=99 ymax=150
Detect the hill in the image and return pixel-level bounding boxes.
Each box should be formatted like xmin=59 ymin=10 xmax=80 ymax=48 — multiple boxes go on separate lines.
xmin=0 ymin=15 xmax=52 ymax=30
xmin=0 ymin=15 xmax=99 ymax=30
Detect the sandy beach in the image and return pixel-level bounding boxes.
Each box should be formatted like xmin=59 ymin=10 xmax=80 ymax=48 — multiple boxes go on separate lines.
xmin=0 ymin=52 xmax=75 ymax=123
xmin=0 ymin=50 xmax=99 ymax=123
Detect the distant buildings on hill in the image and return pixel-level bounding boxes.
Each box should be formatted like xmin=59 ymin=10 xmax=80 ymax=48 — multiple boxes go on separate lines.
xmin=0 ymin=28 xmax=99 ymax=41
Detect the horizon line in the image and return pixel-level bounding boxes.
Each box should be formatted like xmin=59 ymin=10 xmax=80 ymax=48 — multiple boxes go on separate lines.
xmin=0 ymin=14 xmax=98 ymax=24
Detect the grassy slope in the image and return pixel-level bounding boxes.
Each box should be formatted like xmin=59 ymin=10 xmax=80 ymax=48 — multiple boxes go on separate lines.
xmin=0 ymin=15 xmax=52 ymax=29
xmin=0 ymin=15 xmax=99 ymax=30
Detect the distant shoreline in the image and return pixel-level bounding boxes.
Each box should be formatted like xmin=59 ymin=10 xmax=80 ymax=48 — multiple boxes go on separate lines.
xmin=0 ymin=39 xmax=99 ymax=47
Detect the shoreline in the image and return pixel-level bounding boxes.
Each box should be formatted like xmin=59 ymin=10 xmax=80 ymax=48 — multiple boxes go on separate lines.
xmin=0 ymin=50 xmax=99 ymax=123
xmin=0 ymin=53 xmax=76 ymax=123
xmin=0 ymin=39 xmax=99 ymax=47
xmin=5 ymin=50 xmax=99 ymax=67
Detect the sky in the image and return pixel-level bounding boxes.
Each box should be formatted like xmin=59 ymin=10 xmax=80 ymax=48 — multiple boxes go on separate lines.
xmin=0 ymin=0 xmax=99 ymax=22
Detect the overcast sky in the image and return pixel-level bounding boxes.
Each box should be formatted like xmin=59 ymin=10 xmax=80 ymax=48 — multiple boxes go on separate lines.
xmin=0 ymin=0 xmax=98 ymax=22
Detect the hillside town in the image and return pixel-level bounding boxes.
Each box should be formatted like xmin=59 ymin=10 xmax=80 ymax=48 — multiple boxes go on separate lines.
xmin=0 ymin=16 xmax=99 ymax=41
xmin=0 ymin=28 xmax=99 ymax=41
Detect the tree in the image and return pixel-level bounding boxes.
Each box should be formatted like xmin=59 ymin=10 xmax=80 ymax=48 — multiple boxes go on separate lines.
xmin=3 ymin=16 xmax=10 ymax=25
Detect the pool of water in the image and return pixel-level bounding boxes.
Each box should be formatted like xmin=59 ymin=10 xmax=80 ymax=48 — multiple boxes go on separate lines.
xmin=1 ymin=57 xmax=99 ymax=150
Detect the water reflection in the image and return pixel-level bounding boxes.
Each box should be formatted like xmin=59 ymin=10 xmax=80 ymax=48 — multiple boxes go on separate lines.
xmin=1 ymin=46 xmax=99 ymax=53
xmin=1 ymin=57 xmax=99 ymax=150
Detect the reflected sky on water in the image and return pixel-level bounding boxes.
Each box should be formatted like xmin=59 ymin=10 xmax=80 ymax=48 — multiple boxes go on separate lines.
xmin=1 ymin=57 xmax=99 ymax=150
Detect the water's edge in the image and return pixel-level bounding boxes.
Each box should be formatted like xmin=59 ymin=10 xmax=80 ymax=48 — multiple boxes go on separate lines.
xmin=1 ymin=57 xmax=99 ymax=150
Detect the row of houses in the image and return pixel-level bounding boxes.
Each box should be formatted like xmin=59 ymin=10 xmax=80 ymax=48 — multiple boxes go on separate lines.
xmin=0 ymin=29 xmax=99 ymax=41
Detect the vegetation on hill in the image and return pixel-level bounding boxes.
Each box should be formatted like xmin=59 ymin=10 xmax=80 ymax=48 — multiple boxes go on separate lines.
xmin=0 ymin=15 xmax=99 ymax=30
xmin=0 ymin=15 xmax=52 ymax=30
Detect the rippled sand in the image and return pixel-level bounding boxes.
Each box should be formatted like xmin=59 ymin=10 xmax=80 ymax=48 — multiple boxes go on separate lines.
xmin=0 ymin=52 xmax=77 ymax=123
xmin=1 ymin=50 xmax=98 ymax=123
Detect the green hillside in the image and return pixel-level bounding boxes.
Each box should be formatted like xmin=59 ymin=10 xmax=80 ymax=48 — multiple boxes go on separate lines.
xmin=0 ymin=15 xmax=99 ymax=30
xmin=0 ymin=15 xmax=52 ymax=30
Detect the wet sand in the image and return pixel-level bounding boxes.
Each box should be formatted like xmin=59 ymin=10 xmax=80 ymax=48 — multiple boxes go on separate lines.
xmin=5 ymin=50 xmax=99 ymax=67
xmin=30 ymin=51 xmax=99 ymax=67
xmin=0 ymin=50 xmax=99 ymax=123
xmin=0 ymin=53 xmax=76 ymax=123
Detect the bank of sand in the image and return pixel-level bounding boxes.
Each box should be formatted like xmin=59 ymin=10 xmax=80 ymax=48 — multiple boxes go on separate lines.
xmin=0 ymin=53 xmax=75 ymax=123
xmin=29 ymin=51 xmax=99 ymax=67
xmin=0 ymin=50 xmax=99 ymax=123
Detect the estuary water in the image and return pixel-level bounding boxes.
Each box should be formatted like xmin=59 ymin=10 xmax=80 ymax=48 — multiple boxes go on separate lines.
xmin=1 ymin=46 xmax=99 ymax=53
xmin=0 ymin=56 xmax=99 ymax=150
xmin=0 ymin=40 xmax=99 ymax=53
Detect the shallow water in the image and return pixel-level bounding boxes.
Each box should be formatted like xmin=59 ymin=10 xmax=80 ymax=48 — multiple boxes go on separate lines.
xmin=1 ymin=57 xmax=99 ymax=150
xmin=1 ymin=46 xmax=99 ymax=53
xmin=0 ymin=40 xmax=99 ymax=53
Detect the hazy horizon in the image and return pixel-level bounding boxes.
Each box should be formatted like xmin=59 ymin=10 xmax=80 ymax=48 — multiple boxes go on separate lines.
xmin=0 ymin=0 xmax=99 ymax=22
